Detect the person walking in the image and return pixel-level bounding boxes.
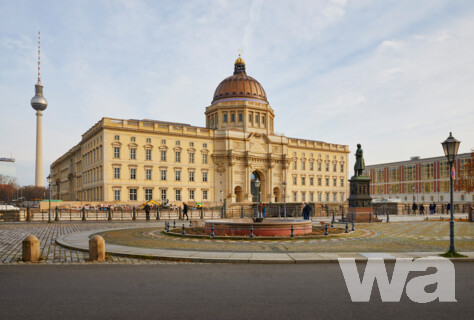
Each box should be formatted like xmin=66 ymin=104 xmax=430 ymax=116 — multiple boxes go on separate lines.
xmin=182 ymin=202 xmax=189 ymax=220
xmin=302 ymin=203 xmax=311 ymax=220
xmin=412 ymin=202 xmax=418 ymax=215
xmin=144 ymin=203 xmax=150 ymax=221
xmin=420 ymin=203 xmax=425 ymax=215
xmin=262 ymin=203 xmax=267 ymax=218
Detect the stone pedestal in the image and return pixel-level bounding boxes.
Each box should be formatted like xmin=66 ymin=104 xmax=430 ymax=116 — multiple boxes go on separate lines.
xmin=345 ymin=175 xmax=380 ymax=222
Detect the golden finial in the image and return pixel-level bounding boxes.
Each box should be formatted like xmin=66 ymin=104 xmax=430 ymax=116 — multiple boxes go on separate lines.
xmin=235 ymin=49 xmax=245 ymax=65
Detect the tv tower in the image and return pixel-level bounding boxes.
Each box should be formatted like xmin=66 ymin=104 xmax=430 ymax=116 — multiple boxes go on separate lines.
xmin=31 ymin=31 xmax=48 ymax=187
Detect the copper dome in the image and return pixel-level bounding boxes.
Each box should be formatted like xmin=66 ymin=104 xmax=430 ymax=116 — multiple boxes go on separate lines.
xmin=212 ymin=56 xmax=267 ymax=104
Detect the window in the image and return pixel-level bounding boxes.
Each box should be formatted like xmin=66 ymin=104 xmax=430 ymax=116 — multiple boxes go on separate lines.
xmin=302 ymin=192 xmax=306 ymax=202
xmin=310 ymin=162 xmax=314 ymax=171
xmin=333 ymin=193 xmax=337 ymax=201
xmin=114 ymin=167 xmax=120 ymax=179
xmin=293 ymin=192 xmax=297 ymax=201
xmin=301 ymin=176 xmax=306 ymax=185
xmin=114 ymin=147 xmax=120 ymax=159
xmin=145 ymin=189 xmax=153 ymax=201
xmin=293 ymin=161 xmax=297 ymax=170
xmin=333 ymin=178 xmax=337 ymax=186
xmin=301 ymin=161 xmax=305 ymax=170
xmin=340 ymin=192 xmax=345 ymax=201
xmin=439 ymin=161 xmax=449 ymax=178
xmin=262 ymin=115 xmax=265 ymax=124
xmin=325 ymin=163 xmax=329 ymax=172
xmin=114 ymin=135 xmax=120 ymax=141
xmin=129 ymin=189 xmax=137 ymax=201
xmin=326 ymin=193 xmax=329 ymax=202
xmin=249 ymin=114 xmax=252 ymax=122
xmin=389 ymin=167 xmax=400 ymax=182
xmin=203 ymin=190 xmax=208 ymax=200
xmin=224 ymin=113 xmax=228 ymax=123
xmin=131 ymin=137 xmax=136 ymax=142
xmin=203 ymin=143 xmax=207 ymax=148
xmin=374 ymin=169 xmax=385 ymax=183
xmin=238 ymin=113 xmax=243 ymax=122
xmin=293 ymin=176 xmax=297 ymax=185
xmin=175 ymin=170 xmax=181 ymax=181
xmin=189 ymin=153 xmax=195 ymax=163
xmin=325 ymin=178 xmax=329 ymax=186
xmin=175 ymin=151 xmax=181 ymax=162
xmin=421 ymin=163 xmax=434 ymax=180
xmin=310 ymin=192 xmax=314 ymax=202
xmin=318 ymin=193 xmax=322 ymax=202
xmin=161 ymin=189 xmax=167 ymax=202
xmin=146 ymin=149 xmax=152 ymax=160
xmin=318 ymin=163 xmax=322 ymax=171
xmin=146 ymin=138 xmax=151 ymax=143
xmin=114 ymin=190 xmax=120 ymax=201
xmin=161 ymin=139 xmax=166 ymax=144
xmin=176 ymin=141 xmax=180 ymax=146
xmin=161 ymin=170 xmax=167 ymax=181
xmin=175 ymin=190 xmax=181 ymax=201
xmin=189 ymin=142 xmax=194 ymax=147
xmin=146 ymin=169 xmax=152 ymax=180
xmin=130 ymin=148 xmax=136 ymax=160
xmin=333 ymin=164 xmax=337 ymax=172
xmin=130 ymin=168 xmax=136 ymax=179
xmin=189 ymin=190 xmax=195 ymax=200
xmin=340 ymin=178 xmax=344 ymax=187
xmin=189 ymin=171 xmax=195 ymax=182
xmin=202 ymin=154 xmax=208 ymax=164
xmin=161 ymin=150 xmax=167 ymax=161
xmin=231 ymin=113 xmax=235 ymax=122
xmin=203 ymin=171 xmax=208 ymax=182
xmin=340 ymin=164 xmax=344 ymax=172
xmin=310 ymin=177 xmax=314 ymax=186
xmin=318 ymin=178 xmax=322 ymax=186
xmin=255 ymin=115 xmax=258 ymax=123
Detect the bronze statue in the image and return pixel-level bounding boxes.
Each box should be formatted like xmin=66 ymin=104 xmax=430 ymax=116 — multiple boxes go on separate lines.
xmin=354 ymin=144 xmax=365 ymax=176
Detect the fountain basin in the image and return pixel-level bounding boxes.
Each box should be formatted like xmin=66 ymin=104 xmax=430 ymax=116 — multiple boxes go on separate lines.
xmin=204 ymin=218 xmax=312 ymax=237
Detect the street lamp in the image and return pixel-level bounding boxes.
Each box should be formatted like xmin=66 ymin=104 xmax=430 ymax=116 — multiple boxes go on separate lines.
xmin=441 ymin=132 xmax=460 ymax=255
xmin=47 ymin=175 xmax=52 ymax=223
xmin=282 ymin=181 xmax=287 ymax=219
xmin=255 ymin=178 xmax=260 ymax=219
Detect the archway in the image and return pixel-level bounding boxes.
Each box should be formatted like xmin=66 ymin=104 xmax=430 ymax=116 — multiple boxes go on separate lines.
xmin=234 ymin=186 xmax=243 ymax=202
xmin=250 ymin=171 xmax=262 ymax=203
xmin=273 ymin=187 xmax=280 ymax=202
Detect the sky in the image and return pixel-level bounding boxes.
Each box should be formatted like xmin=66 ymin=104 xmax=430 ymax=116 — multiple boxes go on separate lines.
xmin=1 ymin=0 xmax=473 ymax=186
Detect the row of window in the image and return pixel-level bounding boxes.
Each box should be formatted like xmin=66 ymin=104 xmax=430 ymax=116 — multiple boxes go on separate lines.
xmin=373 ymin=161 xmax=460 ymax=183
xmin=374 ymin=181 xmax=455 ymax=195
xmin=114 ymin=135 xmax=207 ymax=149
xmin=292 ymin=176 xmax=344 ymax=187
xmin=115 ymin=188 xmax=209 ymax=202
xmin=291 ymin=191 xmax=346 ymax=202
xmin=292 ymin=161 xmax=344 ymax=173
xmin=113 ymin=148 xmax=208 ymax=164
xmin=207 ymin=111 xmax=266 ymax=127
xmin=113 ymin=167 xmax=208 ymax=182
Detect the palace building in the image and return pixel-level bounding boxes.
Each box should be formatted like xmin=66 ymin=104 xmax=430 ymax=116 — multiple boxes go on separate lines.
xmin=50 ymin=55 xmax=350 ymax=205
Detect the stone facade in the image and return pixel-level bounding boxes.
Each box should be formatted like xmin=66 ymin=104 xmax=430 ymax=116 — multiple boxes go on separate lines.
xmin=50 ymin=57 xmax=349 ymax=206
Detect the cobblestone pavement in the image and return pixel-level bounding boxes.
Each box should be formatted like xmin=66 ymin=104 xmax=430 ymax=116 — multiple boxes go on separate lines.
xmin=98 ymin=221 xmax=474 ymax=253
xmin=0 ymin=221 xmax=185 ymax=264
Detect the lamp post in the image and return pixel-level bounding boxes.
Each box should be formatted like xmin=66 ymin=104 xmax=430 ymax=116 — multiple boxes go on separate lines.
xmin=47 ymin=175 xmax=52 ymax=223
xmin=255 ymin=178 xmax=260 ymax=219
xmin=441 ymin=132 xmax=460 ymax=255
xmin=282 ymin=181 xmax=287 ymax=219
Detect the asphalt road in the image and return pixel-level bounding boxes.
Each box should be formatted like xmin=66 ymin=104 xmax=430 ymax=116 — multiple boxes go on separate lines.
xmin=0 ymin=263 xmax=472 ymax=320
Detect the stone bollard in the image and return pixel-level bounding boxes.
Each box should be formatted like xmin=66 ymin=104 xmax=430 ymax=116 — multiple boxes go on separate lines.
xmin=22 ymin=235 xmax=40 ymax=262
xmin=82 ymin=206 xmax=86 ymax=221
xmin=89 ymin=235 xmax=105 ymax=262
xmin=55 ymin=207 xmax=59 ymax=221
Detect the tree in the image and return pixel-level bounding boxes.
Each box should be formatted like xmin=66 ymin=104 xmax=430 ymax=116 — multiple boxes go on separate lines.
xmin=0 ymin=174 xmax=18 ymax=202
xmin=17 ymin=185 xmax=49 ymax=201
xmin=455 ymin=150 xmax=474 ymax=195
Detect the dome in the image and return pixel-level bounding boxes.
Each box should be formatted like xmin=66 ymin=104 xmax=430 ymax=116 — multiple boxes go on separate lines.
xmin=212 ymin=55 xmax=267 ymax=104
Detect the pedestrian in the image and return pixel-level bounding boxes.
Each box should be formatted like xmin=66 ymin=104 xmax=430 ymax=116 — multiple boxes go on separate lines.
xmin=420 ymin=203 xmax=425 ymax=215
xmin=412 ymin=202 xmax=418 ymax=215
xmin=258 ymin=202 xmax=264 ymax=219
xmin=447 ymin=202 xmax=451 ymax=213
xmin=144 ymin=203 xmax=150 ymax=220
xmin=262 ymin=203 xmax=267 ymax=218
xmin=182 ymin=202 xmax=189 ymax=220
xmin=302 ymin=203 xmax=311 ymax=220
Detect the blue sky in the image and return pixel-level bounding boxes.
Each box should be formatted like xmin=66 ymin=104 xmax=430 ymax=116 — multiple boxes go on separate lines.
xmin=1 ymin=0 xmax=473 ymax=185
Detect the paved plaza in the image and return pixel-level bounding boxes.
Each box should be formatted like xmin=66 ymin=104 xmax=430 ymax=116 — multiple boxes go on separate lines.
xmin=1 ymin=214 xmax=473 ymax=264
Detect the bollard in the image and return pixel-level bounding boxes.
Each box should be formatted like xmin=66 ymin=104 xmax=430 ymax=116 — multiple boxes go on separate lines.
xmin=173 ymin=220 xmax=176 ymax=228
xmin=108 ymin=207 xmax=112 ymax=221
xmin=324 ymin=224 xmax=328 ymax=236
xmin=89 ymin=235 xmax=105 ymax=262
xmin=156 ymin=207 xmax=160 ymax=220
xmin=369 ymin=212 xmax=372 ymax=223
xmin=351 ymin=220 xmax=355 ymax=231
xmin=345 ymin=222 xmax=349 ymax=233
xmin=132 ymin=207 xmax=137 ymax=221
xmin=166 ymin=222 xmax=170 ymax=232
xmin=290 ymin=225 xmax=294 ymax=237
xmin=181 ymin=224 xmax=186 ymax=235
xmin=330 ymin=219 xmax=334 ymax=228
xmin=386 ymin=213 xmax=390 ymax=223
xmin=210 ymin=225 xmax=215 ymax=237
xmin=164 ymin=222 xmax=168 ymax=232
xmin=82 ymin=206 xmax=86 ymax=221
xmin=55 ymin=207 xmax=59 ymax=221
xmin=22 ymin=235 xmax=40 ymax=262
xmin=250 ymin=225 xmax=254 ymax=238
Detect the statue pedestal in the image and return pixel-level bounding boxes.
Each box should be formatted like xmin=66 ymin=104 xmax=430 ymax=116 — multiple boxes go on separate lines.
xmin=345 ymin=176 xmax=380 ymax=222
